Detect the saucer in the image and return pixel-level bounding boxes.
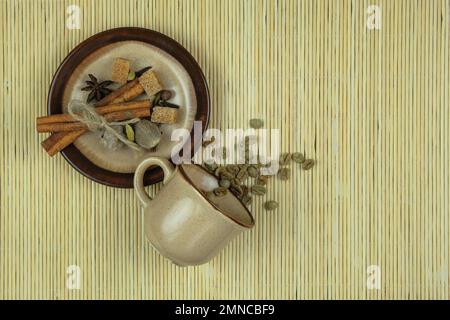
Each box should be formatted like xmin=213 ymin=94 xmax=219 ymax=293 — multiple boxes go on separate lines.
xmin=47 ymin=28 xmax=210 ymax=187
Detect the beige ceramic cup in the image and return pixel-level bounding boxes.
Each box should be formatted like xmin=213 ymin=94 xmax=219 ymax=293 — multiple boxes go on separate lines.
xmin=134 ymin=157 xmax=255 ymax=266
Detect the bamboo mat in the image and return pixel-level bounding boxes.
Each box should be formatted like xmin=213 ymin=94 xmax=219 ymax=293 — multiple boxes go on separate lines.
xmin=1 ymin=0 xmax=449 ymax=300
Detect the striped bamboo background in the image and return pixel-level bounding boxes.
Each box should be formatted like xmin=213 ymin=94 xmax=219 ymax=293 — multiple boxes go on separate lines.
xmin=1 ymin=0 xmax=449 ymax=299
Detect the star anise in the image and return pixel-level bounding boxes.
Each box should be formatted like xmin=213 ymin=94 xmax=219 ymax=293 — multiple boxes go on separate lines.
xmin=81 ymin=74 xmax=114 ymax=103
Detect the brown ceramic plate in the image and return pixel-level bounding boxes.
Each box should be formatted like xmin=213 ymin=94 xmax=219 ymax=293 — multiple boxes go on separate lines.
xmin=47 ymin=27 xmax=209 ymax=188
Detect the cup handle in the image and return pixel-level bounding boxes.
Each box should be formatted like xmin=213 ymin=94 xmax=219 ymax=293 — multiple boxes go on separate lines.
xmin=134 ymin=157 xmax=175 ymax=208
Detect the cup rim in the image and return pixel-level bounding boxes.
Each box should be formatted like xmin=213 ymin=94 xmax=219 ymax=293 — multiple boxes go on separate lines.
xmin=178 ymin=164 xmax=255 ymax=229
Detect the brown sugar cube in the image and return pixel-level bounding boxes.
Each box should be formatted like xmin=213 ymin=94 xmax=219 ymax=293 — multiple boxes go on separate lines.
xmin=111 ymin=58 xmax=130 ymax=84
xmin=151 ymin=107 xmax=178 ymax=124
xmin=138 ymin=70 xmax=163 ymax=96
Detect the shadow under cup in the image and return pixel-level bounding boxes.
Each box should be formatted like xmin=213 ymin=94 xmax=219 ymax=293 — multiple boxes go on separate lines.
xmin=144 ymin=164 xmax=255 ymax=266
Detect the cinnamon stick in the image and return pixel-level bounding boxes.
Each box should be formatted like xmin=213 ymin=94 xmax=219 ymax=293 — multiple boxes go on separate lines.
xmin=41 ymin=130 xmax=86 ymax=157
xmin=37 ymin=107 xmax=151 ymax=133
xmin=40 ymin=76 xmax=148 ymax=156
xmin=36 ymin=100 xmax=151 ymax=126
xmin=40 ymin=108 xmax=152 ymax=156
xmin=95 ymin=79 xmax=145 ymax=107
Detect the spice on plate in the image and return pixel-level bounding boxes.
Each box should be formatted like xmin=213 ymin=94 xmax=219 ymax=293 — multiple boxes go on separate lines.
xmin=160 ymin=90 xmax=173 ymax=101
xmin=134 ymin=119 xmax=161 ymax=149
xmin=81 ymin=74 xmax=113 ymax=103
xmin=151 ymin=107 xmax=178 ymax=124
xmin=111 ymin=58 xmax=131 ymax=84
xmin=125 ymin=124 xmax=135 ymax=141
xmin=138 ymin=69 xmax=163 ymax=96
xmin=127 ymin=70 xmax=136 ymax=81
xmin=135 ymin=66 xmax=152 ymax=78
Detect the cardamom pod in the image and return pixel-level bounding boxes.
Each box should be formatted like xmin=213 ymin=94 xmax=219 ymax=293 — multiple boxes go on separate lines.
xmin=127 ymin=70 xmax=136 ymax=81
xmin=125 ymin=124 xmax=135 ymax=141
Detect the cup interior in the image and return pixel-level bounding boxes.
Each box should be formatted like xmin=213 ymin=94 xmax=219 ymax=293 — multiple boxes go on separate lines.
xmin=180 ymin=165 xmax=255 ymax=228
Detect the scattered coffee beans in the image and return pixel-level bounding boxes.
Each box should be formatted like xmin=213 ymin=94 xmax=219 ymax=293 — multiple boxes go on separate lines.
xmin=251 ymin=185 xmax=266 ymax=196
xmin=279 ymin=153 xmax=291 ymax=165
xmin=219 ymin=179 xmax=231 ymax=188
xmin=277 ymin=168 xmax=290 ymax=181
xmin=248 ymin=165 xmax=259 ymax=178
xmin=292 ymin=152 xmax=305 ymax=164
xmin=302 ymin=159 xmax=316 ymax=170
xmin=213 ymin=187 xmax=228 ymax=197
xmin=256 ymin=175 xmax=268 ymax=185
xmin=201 ymin=118 xmax=316 ymax=212
xmin=249 ymin=118 xmax=264 ymax=129
xmin=264 ymin=200 xmax=279 ymax=211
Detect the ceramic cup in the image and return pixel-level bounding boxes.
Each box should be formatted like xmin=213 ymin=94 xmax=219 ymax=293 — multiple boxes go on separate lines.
xmin=134 ymin=157 xmax=255 ymax=266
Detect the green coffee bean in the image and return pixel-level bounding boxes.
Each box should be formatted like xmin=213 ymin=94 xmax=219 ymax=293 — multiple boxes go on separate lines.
xmin=251 ymin=185 xmax=266 ymax=196
xmin=249 ymin=118 xmax=264 ymax=129
xmin=277 ymin=168 xmax=289 ymax=180
xmin=213 ymin=187 xmax=228 ymax=197
xmin=292 ymin=152 xmax=305 ymax=164
xmin=264 ymin=200 xmax=279 ymax=211
xmin=247 ymin=165 xmax=259 ymax=178
xmin=219 ymin=179 xmax=231 ymax=188
xmin=279 ymin=153 xmax=291 ymax=165
xmin=302 ymin=159 xmax=315 ymax=170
